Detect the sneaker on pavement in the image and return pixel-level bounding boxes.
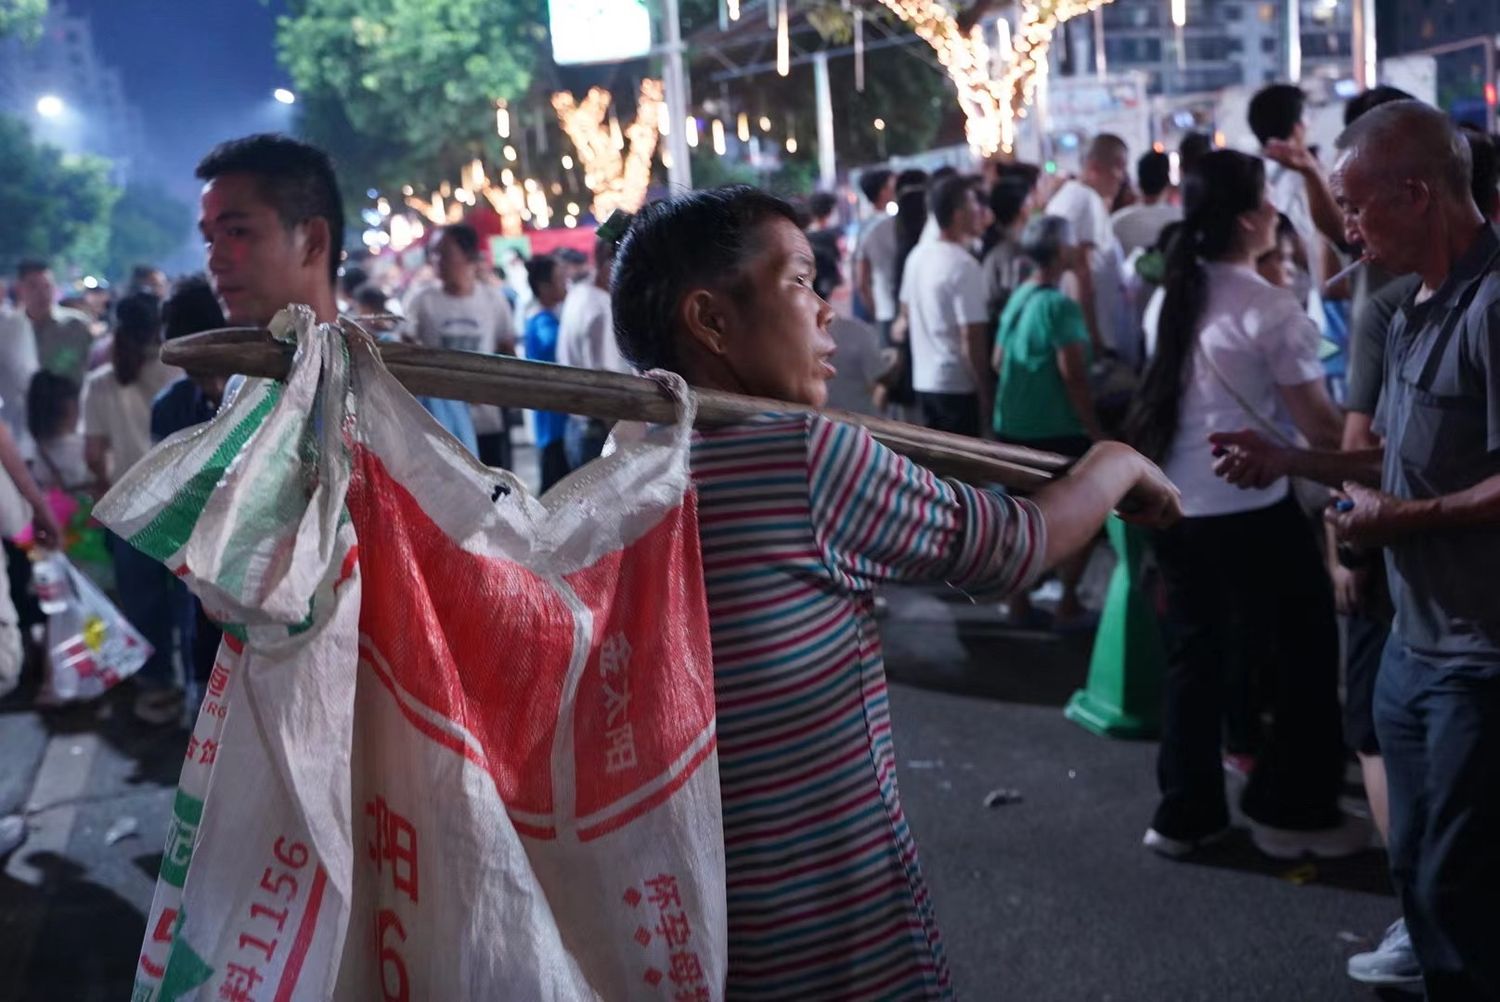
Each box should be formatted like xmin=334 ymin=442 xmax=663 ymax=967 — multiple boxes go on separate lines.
xmin=1142 ymin=826 xmax=1229 ymax=860
xmin=1347 ymin=918 xmax=1423 ymax=986
xmin=1221 ymin=753 xmax=1256 ymax=780
xmin=0 ymin=814 xmax=26 ymax=858
xmin=1250 ymin=813 xmax=1372 ymax=860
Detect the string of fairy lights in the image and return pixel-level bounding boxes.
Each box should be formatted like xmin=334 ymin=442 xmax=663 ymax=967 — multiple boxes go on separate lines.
xmin=868 ymin=0 xmax=1116 ymax=155
xmin=376 ymin=0 xmax=1112 ymax=251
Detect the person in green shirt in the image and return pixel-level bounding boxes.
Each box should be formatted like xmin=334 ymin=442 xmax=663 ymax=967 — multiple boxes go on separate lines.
xmin=993 ymin=215 xmax=1104 ymax=629
xmin=993 ymin=214 xmax=1105 ymax=452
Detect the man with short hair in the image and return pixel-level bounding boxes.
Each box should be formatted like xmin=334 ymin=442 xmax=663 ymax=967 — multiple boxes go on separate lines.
xmin=1248 ymin=83 xmax=1346 ymax=287
xmin=1211 ymin=101 xmax=1500 ymax=1000
xmin=1045 ymin=133 xmax=1131 ymax=365
xmin=10 ymin=260 xmax=92 ymax=384
xmin=897 ymin=174 xmax=990 ymax=435
xmin=405 ymin=223 xmax=516 ymax=461
xmin=196 ymin=133 xmax=344 ymax=329
xmin=557 ymin=239 xmax=628 ymax=467
xmin=1112 ymin=151 xmax=1180 ymax=256
xmin=522 ymin=255 xmax=571 ymax=491
xmin=853 ymin=168 xmax=899 ymax=333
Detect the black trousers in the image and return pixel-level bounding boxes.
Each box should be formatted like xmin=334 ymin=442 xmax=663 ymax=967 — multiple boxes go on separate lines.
xmin=917 ymin=392 xmax=981 ymax=438
xmin=1150 ymin=496 xmax=1345 ymax=838
xmin=538 ymin=440 xmax=570 ymax=494
xmin=1376 ymin=637 xmax=1500 ymax=1000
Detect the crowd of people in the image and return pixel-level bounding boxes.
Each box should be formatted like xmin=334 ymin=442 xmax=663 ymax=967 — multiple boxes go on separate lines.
xmin=0 ymin=76 xmax=1497 ymax=1000
xmin=792 ymin=81 xmax=1500 ymax=999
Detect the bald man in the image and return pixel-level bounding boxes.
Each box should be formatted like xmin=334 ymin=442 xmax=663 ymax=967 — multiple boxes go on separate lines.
xmin=1045 ymin=133 xmax=1132 ymax=365
xmin=1208 ymin=101 xmax=1500 ymax=1000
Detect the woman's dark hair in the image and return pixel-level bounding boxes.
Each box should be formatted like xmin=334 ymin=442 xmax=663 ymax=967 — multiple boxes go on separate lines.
xmin=162 ymin=274 xmax=225 ymax=341
xmin=611 ymin=185 xmax=800 ymax=373
xmin=27 ymin=371 xmax=80 ymax=443
xmin=112 ymin=291 xmax=162 ymax=386
xmin=980 ymin=166 xmax=1039 ymax=257
xmin=1123 ymin=149 xmax=1266 ymax=463
xmin=895 ymin=168 xmax=929 ymax=192
xmin=1177 ymin=132 xmax=1213 ymax=177
xmin=891 ymin=187 xmax=930 ymax=300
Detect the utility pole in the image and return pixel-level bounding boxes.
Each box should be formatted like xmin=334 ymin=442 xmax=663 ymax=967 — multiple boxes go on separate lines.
xmin=662 ymin=0 xmax=693 ymax=191
xmin=1351 ymin=0 xmax=1376 ymax=89
xmin=813 ymin=51 xmax=836 ymax=190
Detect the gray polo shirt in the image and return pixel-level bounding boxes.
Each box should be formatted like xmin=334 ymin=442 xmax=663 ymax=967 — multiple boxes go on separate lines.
xmin=1374 ymin=224 xmax=1500 ymax=666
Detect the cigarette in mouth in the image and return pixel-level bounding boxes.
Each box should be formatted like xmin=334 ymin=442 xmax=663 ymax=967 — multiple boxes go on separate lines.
xmin=1322 ymin=256 xmax=1366 ymax=293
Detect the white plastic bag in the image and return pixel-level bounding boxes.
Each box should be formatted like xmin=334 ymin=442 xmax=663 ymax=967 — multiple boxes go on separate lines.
xmin=34 ymin=550 xmax=151 ymax=705
xmin=100 ymin=308 xmax=726 ymax=1001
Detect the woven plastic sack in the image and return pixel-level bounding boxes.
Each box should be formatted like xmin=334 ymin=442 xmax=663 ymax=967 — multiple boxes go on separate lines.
xmin=99 ymin=307 xmax=725 ymax=1001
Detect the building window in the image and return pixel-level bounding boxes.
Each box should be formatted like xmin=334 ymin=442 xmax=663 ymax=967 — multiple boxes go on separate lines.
xmin=1262 ymin=36 xmax=1278 ymax=54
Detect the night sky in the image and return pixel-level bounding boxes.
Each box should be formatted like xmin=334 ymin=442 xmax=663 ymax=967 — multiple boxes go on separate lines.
xmin=68 ymin=0 xmax=291 ymax=201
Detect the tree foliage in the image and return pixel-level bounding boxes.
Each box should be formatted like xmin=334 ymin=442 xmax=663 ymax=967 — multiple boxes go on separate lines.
xmin=275 ymin=0 xmax=548 ymax=192
xmin=0 ymin=0 xmax=47 ymax=43
xmin=104 ymin=180 xmax=194 ymax=284
xmin=0 ymin=115 xmax=118 ymax=276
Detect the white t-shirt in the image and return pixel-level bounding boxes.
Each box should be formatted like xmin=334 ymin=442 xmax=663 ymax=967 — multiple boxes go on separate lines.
xmin=406 ymin=283 xmax=516 ymax=436
xmin=1111 ymin=201 xmax=1181 ymax=256
xmin=1046 ymin=179 xmax=1134 ymax=366
xmin=558 ymin=283 xmax=630 ymax=373
xmin=0 ymin=308 xmax=38 ymax=448
xmin=823 ymin=316 xmax=889 ymax=416
xmin=898 ymin=240 xmax=987 ymax=394
xmin=81 ymin=356 xmax=183 ymax=480
xmin=853 ymin=215 xmax=900 ymax=322
xmin=28 ymin=435 xmax=90 ymax=491
xmin=405 ymin=283 xmax=514 ymax=355
xmin=1265 ymin=159 xmax=1323 ymax=286
xmin=1144 ymin=263 xmax=1325 ymax=518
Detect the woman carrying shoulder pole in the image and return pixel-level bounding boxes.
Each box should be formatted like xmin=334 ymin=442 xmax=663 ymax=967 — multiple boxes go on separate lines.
xmin=609 ymin=185 xmax=1181 ymax=999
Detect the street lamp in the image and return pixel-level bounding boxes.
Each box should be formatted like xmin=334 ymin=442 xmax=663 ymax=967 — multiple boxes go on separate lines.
xmin=273 ymin=88 xmax=296 ymax=105
xmin=36 ymin=94 xmax=64 ymax=119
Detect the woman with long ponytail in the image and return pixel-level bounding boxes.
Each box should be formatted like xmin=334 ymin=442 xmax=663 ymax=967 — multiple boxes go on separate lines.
xmin=1124 ymin=150 xmax=1360 ymax=861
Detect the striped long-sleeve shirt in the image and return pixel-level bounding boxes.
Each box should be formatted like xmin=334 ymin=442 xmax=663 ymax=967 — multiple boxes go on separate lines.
xmin=691 ymin=412 xmax=1046 ymax=1000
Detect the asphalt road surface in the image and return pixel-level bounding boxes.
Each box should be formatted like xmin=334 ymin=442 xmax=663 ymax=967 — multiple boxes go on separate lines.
xmin=0 ymin=579 xmax=1409 ymax=1001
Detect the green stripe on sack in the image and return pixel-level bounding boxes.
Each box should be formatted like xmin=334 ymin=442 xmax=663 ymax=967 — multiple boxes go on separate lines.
xmin=159 ymin=789 xmax=204 ymax=888
xmin=157 ymin=908 xmax=215 ymax=1002
xmin=127 ymin=387 xmax=282 ymax=564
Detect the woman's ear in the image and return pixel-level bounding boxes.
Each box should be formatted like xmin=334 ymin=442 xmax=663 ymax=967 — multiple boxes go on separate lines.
xmin=678 ymin=288 xmax=731 ymax=357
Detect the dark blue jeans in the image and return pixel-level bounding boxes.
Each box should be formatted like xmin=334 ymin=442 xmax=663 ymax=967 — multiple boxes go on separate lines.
xmin=107 ymin=531 xmax=175 ymax=691
xmin=1375 ymin=636 xmax=1500 ymax=1000
xmin=564 ymin=416 xmax=609 ymax=471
